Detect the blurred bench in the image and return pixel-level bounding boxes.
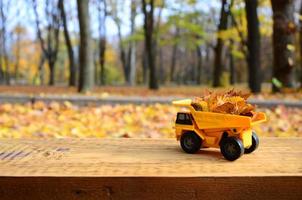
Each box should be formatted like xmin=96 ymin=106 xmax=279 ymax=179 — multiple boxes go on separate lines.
xmin=0 ymin=138 xmax=301 ymax=200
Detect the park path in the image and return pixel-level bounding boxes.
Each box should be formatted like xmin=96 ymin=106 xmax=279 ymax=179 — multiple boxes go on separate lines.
xmin=0 ymin=93 xmax=301 ymax=107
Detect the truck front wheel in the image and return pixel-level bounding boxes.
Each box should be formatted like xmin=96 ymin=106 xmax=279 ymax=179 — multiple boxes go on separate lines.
xmin=180 ymin=132 xmax=202 ymax=154
xmin=220 ymin=137 xmax=244 ymax=161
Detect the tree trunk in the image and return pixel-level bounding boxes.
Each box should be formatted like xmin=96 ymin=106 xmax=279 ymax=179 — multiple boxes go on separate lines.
xmin=114 ymin=19 xmax=128 ymax=84
xmin=153 ymin=1 xmax=164 ymax=84
xmin=0 ymin=45 xmax=3 ymax=84
xmin=170 ymin=27 xmax=179 ymax=82
xmin=3 ymin=55 xmax=10 ymax=85
xmin=189 ymin=50 xmax=195 ymax=83
xmin=32 ymin=0 xmax=60 ymax=86
xmin=0 ymin=0 xmax=8 ymax=85
xmin=229 ymin=39 xmax=236 ymax=85
xmin=213 ymin=40 xmax=224 ymax=87
xmin=97 ymin=0 xmax=107 ymax=86
xmin=14 ymin=27 xmax=21 ymax=83
xmin=196 ymin=45 xmax=202 ymax=85
xmin=59 ymin=0 xmax=76 ymax=86
xmin=245 ymin=0 xmax=261 ymax=93
xmin=93 ymin=51 xmax=98 ymax=83
xmin=77 ymin=0 xmax=94 ymax=92
xmin=48 ymin=59 xmax=55 ymax=86
xmin=300 ymin=2 xmax=302 ymax=88
xmin=271 ymin=0 xmax=295 ymax=92
xmin=213 ymin=0 xmax=229 ymax=87
xmin=158 ymin=48 xmax=164 ymax=83
xmin=128 ymin=41 xmax=136 ymax=86
xmin=116 ymin=23 xmax=129 ymax=84
xmin=170 ymin=42 xmax=177 ymax=82
xmin=142 ymin=0 xmax=158 ymax=90
xmin=0 ymin=28 xmax=10 ymax=85
xmin=38 ymin=55 xmax=45 ymax=85
xmin=204 ymin=43 xmax=211 ymax=83
xmin=142 ymin=50 xmax=148 ymax=84
xmin=0 ymin=58 xmax=3 ymax=84
xmin=128 ymin=0 xmax=137 ymax=86
xmin=99 ymin=38 xmax=106 ymax=85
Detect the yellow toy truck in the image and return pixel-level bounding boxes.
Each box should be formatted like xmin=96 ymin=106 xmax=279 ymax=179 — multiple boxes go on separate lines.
xmin=173 ymin=99 xmax=267 ymax=161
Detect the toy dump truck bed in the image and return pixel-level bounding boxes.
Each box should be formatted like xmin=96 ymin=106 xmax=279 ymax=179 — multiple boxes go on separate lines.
xmin=192 ymin=111 xmax=251 ymax=129
xmin=172 ymin=99 xmax=266 ymax=130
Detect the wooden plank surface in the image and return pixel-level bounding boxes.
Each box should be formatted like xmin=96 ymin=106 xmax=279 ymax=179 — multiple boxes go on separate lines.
xmin=0 ymin=138 xmax=302 ymax=200
xmin=0 ymin=138 xmax=301 ymax=177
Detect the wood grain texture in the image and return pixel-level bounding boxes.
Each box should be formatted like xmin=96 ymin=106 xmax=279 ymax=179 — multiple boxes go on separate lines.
xmin=0 ymin=138 xmax=301 ymax=177
xmin=0 ymin=138 xmax=301 ymax=200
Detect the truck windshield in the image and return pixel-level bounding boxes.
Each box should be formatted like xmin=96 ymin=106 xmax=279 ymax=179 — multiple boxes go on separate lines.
xmin=176 ymin=113 xmax=192 ymax=125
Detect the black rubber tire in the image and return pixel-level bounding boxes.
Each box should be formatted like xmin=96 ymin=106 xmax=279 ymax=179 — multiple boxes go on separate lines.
xmin=180 ymin=132 xmax=202 ymax=154
xmin=220 ymin=137 xmax=244 ymax=161
xmin=244 ymin=132 xmax=259 ymax=154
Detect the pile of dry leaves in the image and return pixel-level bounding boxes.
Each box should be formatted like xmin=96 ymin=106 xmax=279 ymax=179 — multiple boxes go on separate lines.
xmin=191 ymin=89 xmax=255 ymax=116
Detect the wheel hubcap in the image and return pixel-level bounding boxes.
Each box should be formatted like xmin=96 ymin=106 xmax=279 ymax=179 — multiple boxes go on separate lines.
xmin=184 ymin=137 xmax=194 ymax=149
xmin=226 ymin=143 xmax=236 ymax=155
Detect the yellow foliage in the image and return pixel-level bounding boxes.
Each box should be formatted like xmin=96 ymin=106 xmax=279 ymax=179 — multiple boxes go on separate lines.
xmin=12 ymin=39 xmax=42 ymax=82
xmin=258 ymin=0 xmax=271 ymax=7
xmin=105 ymin=45 xmax=117 ymax=64
xmin=12 ymin=25 xmax=27 ymax=35
xmin=287 ymin=44 xmax=295 ymax=52
xmin=217 ymin=28 xmax=240 ymax=42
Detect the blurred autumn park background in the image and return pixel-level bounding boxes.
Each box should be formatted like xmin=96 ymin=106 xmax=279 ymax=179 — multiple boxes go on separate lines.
xmin=0 ymin=0 xmax=301 ymax=139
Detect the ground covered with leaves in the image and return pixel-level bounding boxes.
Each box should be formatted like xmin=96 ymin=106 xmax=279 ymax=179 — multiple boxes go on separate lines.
xmin=0 ymin=102 xmax=301 ymax=139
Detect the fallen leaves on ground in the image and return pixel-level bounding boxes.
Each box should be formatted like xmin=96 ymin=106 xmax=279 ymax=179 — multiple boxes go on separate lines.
xmin=0 ymin=102 xmax=177 ymax=139
xmin=0 ymin=102 xmax=301 ymax=139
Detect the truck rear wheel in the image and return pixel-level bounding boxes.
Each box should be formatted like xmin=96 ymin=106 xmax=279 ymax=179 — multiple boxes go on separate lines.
xmin=220 ymin=137 xmax=244 ymax=161
xmin=244 ymin=132 xmax=259 ymax=154
xmin=180 ymin=132 xmax=202 ymax=154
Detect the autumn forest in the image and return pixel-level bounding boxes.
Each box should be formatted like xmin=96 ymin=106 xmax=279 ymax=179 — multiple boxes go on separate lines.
xmin=0 ymin=0 xmax=300 ymax=93
xmin=0 ymin=0 xmax=301 ymax=139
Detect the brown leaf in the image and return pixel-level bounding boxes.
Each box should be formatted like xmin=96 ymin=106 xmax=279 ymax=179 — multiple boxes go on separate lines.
xmin=212 ymin=102 xmax=235 ymax=114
